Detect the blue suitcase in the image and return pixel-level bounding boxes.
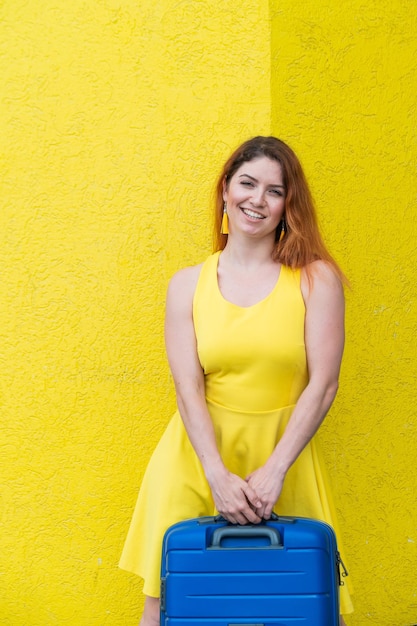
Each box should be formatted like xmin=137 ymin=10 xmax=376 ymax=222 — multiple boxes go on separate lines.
xmin=160 ymin=514 xmax=347 ymax=625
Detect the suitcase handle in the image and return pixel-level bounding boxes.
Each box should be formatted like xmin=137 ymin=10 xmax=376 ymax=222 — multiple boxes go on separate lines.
xmin=210 ymin=526 xmax=282 ymax=548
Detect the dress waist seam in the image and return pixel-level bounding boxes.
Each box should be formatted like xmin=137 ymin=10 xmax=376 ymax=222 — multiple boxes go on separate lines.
xmin=206 ymin=396 xmax=296 ymax=415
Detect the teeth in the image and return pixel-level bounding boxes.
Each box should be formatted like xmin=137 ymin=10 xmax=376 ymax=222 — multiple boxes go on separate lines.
xmin=242 ymin=208 xmax=264 ymax=219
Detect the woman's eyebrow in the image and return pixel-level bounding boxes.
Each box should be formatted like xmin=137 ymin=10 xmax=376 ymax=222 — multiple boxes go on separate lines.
xmin=238 ymin=173 xmax=285 ymax=188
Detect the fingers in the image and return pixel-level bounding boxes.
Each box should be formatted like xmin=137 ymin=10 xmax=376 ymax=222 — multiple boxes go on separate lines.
xmin=245 ymin=468 xmax=283 ymax=521
xmin=217 ymin=499 xmax=262 ymax=525
xmin=244 ymin=478 xmax=270 ymax=520
xmin=216 ymin=485 xmax=262 ymax=525
xmin=254 ymin=504 xmax=273 ymax=520
xmin=221 ymin=510 xmax=260 ymax=525
xmin=219 ymin=502 xmax=274 ymax=525
xmin=242 ymin=507 xmax=263 ymax=524
xmin=243 ymin=482 xmax=262 ymax=510
xmin=212 ymin=471 xmax=279 ymax=525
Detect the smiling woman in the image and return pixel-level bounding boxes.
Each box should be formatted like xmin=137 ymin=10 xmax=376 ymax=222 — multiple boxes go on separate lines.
xmin=222 ymin=156 xmax=286 ymax=240
xmin=214 ymin=136 xmax=347 ymax=279
xmin=120 ymin=136 xmax=353 ymax=625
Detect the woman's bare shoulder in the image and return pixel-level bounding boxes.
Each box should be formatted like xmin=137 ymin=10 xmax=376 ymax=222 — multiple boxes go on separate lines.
xmin=169 ymin=263 xmax=204 ymax=289
xmin=300 ymin=260 xmax=344 ymax=304
xmin=167 ymin=263 xmax=204 ymax=307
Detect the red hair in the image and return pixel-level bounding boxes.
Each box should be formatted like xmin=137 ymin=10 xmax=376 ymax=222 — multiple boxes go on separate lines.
xmin=213 ymin=136 xmax=347 ymax=284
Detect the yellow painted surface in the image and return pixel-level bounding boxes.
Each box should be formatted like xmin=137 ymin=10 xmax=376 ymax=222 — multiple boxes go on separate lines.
xmin=271 ymin=2 xmax=417 ymax=624
xmin=0 ymin=0 xmax=416 ymax=624
xmin=0 ymin=1 xmax=270 ymax=624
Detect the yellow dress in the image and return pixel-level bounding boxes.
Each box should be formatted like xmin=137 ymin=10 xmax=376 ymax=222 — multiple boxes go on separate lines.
xmin=119 ymin=251 xmax=354 ymax=614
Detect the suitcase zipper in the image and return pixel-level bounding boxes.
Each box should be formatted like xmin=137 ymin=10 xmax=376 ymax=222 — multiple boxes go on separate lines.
xmin=336 ymin=550 xmax=349 ymax=585
xmin=160 ymin=577 xmax=166 ymax=612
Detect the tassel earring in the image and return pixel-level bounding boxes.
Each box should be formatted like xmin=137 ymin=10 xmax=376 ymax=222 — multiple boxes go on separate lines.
xmin=221 ymin=202 xmax=229 ymax=235
xmin=279 ymin=219 xmax=286 ymax=242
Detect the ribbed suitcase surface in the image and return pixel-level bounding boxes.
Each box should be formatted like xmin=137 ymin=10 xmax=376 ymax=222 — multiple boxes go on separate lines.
xmin=160 ymin=515 xmax=342 ymax=625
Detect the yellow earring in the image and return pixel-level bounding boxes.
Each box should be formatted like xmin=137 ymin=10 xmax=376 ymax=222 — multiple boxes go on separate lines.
xmin=221 ymin=203 xmax=229 ymax=235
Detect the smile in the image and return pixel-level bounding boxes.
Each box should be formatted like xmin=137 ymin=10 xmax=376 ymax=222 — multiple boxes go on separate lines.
xmin=241 ymin=208 xmax=265 ymax=220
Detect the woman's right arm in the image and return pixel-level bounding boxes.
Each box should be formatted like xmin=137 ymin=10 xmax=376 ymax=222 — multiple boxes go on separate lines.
xmin=164 ymin=266 xmax=262 ymax=525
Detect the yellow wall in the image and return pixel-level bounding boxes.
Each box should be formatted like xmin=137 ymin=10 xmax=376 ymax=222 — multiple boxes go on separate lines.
xmin=1 ymin=0 xmax=416 ymax=624
xmin=271 ymin=1 xmax=417 ymax=624
xmin=0 ymin=1 xmax=270 ymax=624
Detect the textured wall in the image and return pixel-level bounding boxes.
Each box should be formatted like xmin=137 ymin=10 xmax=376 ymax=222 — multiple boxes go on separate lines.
xmin=0 ymin=1 xmax=270 ymax=623
xmin=1 ymin=0 xmax=416 ymax=624
xmin=271 ymin=1 xmax=417 ymax=624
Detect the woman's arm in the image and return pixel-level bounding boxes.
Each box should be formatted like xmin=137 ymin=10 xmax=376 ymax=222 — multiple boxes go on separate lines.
xmin=165 ymin=266 xmax=262 ymax=524
xmin=246 ymin=260 xmax=345 ymax=519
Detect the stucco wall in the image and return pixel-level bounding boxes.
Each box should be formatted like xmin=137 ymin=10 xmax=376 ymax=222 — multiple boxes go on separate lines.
xmin=1 ymin=0 xmax=416 ymax=624
xmin=0 ymin=1 xmax=271 ymax=624
xmin=271 ymin=2 xmax=417 ymax=624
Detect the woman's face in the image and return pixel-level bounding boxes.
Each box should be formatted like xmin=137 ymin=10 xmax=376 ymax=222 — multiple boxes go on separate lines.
xmin=223 ymin=156 xmax=286 ymax=239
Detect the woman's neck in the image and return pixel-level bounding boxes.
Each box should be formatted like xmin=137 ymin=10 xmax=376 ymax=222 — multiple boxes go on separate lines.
xmin=221 ymin=235 xmax=276 ymax=270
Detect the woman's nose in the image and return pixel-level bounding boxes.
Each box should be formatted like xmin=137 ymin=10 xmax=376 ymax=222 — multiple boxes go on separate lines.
xmin=250 ymin=189 xmax=266 ymax=207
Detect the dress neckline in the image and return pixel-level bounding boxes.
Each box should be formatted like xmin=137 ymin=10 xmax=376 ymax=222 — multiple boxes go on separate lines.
xmin=214 ymin=251 xmax=283 ymax=309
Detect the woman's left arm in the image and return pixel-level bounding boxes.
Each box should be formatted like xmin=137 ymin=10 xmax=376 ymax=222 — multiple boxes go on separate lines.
xmin=246 ymin=261 xmax=345 ymax=519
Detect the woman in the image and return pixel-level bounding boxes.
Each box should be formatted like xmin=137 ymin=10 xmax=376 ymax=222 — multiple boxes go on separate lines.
xmin=120 ymin=136 xmax=354 ymax=625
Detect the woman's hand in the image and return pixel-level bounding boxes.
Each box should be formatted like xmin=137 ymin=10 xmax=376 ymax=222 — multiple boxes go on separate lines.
xmin=207 ymin=467 xmax=263 ymax=525
xmin=245 ymin=463 xmax=285 ymax=520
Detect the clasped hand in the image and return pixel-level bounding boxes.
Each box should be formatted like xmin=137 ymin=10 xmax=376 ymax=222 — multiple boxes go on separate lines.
xmin=209 ymin=464 xmax=285 ymax=525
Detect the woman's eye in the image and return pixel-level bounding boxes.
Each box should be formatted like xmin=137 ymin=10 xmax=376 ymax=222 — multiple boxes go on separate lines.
xmin=270 ymin=189 xmax=283 ymax=196
xmin=240 ymin=180 xmax=253 ymax=187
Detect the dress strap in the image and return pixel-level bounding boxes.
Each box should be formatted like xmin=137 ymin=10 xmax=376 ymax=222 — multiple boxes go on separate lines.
xmin=193 ymin=252 xmax=221 ymax=312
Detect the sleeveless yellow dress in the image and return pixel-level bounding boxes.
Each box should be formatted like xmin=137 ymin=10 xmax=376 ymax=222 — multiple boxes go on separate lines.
xmin=119 ymin=252 xmax=353 ymax=614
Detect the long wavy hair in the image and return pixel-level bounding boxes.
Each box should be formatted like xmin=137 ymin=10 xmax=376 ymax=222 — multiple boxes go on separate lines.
xmin=213 ymin=136 xmax=347 ymax=283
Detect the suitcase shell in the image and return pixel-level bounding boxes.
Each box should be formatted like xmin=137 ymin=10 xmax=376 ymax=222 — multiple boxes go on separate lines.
xmin=160 ymin=515 xmax=342 ymax=625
